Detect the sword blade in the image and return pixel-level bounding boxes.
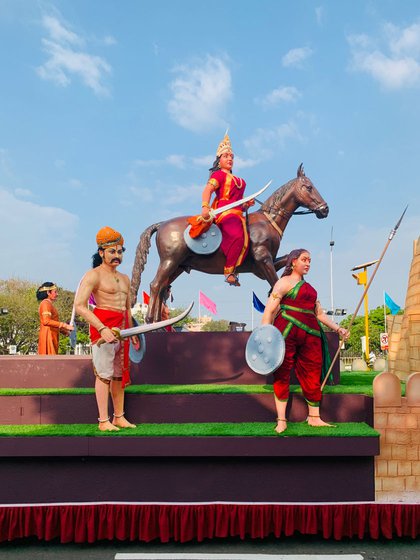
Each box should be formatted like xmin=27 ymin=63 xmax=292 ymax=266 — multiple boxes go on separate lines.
xmin=120 ymin=301 xmax=194 ymax=338
xmin=211 ymin=180 xmax=272 ymax=217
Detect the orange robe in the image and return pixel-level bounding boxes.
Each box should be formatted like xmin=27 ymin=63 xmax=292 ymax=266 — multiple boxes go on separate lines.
xmin=38 ymin=299 xmax=65 ymax=355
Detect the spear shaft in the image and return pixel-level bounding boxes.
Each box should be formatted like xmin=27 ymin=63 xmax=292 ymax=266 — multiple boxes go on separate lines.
xmin=321 ymin=206 xmax=408 ymax=391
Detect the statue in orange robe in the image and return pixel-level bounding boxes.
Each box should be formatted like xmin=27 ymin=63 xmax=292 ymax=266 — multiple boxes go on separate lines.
xmin=36 ymin=282 xmax=73 ymax=355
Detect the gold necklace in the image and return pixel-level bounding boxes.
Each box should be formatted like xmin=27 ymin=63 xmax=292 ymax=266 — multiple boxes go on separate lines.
xmin=230 ymin=173 xmax=242 ymax=188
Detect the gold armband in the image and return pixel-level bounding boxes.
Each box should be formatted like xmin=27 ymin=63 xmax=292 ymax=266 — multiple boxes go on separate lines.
xmin=271 ymin=292 xmax=281 ymax=300
xmin=201 ymin=202 xmax=210 ymax=209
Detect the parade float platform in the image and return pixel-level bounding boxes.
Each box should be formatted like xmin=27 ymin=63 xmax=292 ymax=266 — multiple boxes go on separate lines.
xmin=0 ymin=332 xmax=417 ymax=542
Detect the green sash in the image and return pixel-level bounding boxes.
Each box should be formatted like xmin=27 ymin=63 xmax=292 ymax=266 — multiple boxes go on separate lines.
xmin=277 ymin=282 xmax=333 ymax=385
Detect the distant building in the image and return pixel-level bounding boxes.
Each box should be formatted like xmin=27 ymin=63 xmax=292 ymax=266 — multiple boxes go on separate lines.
xmin=186 ymin=315 xmax=212 ymax=332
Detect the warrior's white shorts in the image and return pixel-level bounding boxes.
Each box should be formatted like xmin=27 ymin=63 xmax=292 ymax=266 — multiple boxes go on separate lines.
xmin=92 ymin=341 xmax=123 ymax=384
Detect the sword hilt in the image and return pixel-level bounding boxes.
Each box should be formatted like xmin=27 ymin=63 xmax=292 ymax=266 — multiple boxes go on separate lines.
xmin=96 ymin=327 xmax=122 ymax=347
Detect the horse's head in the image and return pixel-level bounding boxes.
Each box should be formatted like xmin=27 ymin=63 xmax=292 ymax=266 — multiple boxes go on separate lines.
xmin=294 ymin=163 xmax=329 ymax=219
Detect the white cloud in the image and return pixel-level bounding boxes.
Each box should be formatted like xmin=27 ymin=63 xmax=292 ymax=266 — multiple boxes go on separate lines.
xmin=257 ymin=86 xmax=301 ymax=107
xmin=103 ymin=35 xmax=117 ymax=46
xmin=14 ymin=188 xmax=33 ymax=198
xmin=129 ymin=186 xmax=154 ymax=202
xmin=385 ymin=22 xmax=420 ymax=57
xmin=163 ymin=184 xmax=199 ymax=205
xmin=348 ymin=21 xmax=420 ymax=89
xmin=133 ymin=155 xmax=186 ymax=168
xmin=168 ymin=55 xmax=232 ymax=132
xmin=315 ymin=6 xmax=324 ymax=26
xmin=67 ymin=178 xmax=82 ymax=189
xmin=42 ymin=14 xmax=83 ymax=47
xmin=0 ymin=148 xmax=14 ymax=179
xmin=282 ymin=47 xmax=313 ymax=68
xmin=191 ymin=155 xmax=213 ymax=168
xmin=233 ymin=156 xmax=260 ymax=170
xmin=0 ymin=189 xmax=78 ymax=280
xmin=243 ymin=123 xmax=303 ymax=161
xmin=165 ymin=155 xmax=186 ymax=169
xmin=36 ymin=14 xmax=112 ymax=96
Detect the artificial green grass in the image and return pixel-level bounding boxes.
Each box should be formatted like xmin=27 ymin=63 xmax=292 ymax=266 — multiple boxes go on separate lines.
xmin=0 ymin=371 xmax=405 ymax=397
xmin=0 ymin=421 xmax=378 ymax=438
xmin=0 ymin=372 xmax=374 ymax=396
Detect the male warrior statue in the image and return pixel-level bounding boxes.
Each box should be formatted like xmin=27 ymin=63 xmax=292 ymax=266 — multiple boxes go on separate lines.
xmin=75 ymin=226 xmax=139 ymax=432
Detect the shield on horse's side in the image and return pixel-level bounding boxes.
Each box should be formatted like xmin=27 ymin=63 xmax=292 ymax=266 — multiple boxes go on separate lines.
xmin=183 ymin=223 xmax=222 ymax=255
xmin=245 ymin=324 xmax=285 ymax=375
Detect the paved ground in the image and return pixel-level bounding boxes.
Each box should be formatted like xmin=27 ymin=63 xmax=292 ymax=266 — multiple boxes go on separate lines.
xmin=0 ymin=536 xmax=419 ymax=560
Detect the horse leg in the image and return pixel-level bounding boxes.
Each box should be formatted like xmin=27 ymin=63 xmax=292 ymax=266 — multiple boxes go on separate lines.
xmin=274 ymin=253 xmax=288 ymax=272
xmin=252 ymin=249 xmax=280 ymax=288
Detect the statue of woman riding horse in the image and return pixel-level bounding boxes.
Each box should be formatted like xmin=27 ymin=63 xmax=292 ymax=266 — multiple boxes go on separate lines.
xmin=131 ymin=148 xmax=329 ymax=323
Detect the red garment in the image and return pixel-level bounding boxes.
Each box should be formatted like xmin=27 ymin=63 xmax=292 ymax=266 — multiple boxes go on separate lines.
xmin=273 ymin=281 xmax=323 ymax=404
xmin=209 ymin=170 xmax=249 ymax=274
xmin=38 ymin=299 xmax=64 ymax=355
xmin=90 ymin=308 xmax=130 ymax=388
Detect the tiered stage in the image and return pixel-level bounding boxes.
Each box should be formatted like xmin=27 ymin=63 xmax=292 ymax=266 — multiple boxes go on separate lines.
xmin=0 ymin=332 xmax=418 ymax=542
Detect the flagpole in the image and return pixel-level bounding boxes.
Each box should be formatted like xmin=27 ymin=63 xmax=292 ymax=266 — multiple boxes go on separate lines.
xmin=251 ymin=291 xmax=254 ymax=330
xmin=383 ymin=290 xmax=387 ymax=333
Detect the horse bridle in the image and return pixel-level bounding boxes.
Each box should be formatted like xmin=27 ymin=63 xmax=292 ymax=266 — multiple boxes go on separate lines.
xmin=256 ymin=199 xmax=315 ymax=216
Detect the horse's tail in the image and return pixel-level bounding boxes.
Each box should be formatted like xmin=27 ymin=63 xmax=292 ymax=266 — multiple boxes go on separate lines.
xmin=130 ymin=222 xmax=162 ymax=304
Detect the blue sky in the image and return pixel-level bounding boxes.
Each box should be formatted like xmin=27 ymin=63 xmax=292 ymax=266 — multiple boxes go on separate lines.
xmin=1 ymin=0 xmax=419 ymax=327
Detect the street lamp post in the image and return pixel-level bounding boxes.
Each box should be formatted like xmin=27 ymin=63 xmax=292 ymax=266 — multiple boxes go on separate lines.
xmin=327 ymin=230 xmax=347 ymax=319
xmin=329 ymin=227 xmax=335 ymax=315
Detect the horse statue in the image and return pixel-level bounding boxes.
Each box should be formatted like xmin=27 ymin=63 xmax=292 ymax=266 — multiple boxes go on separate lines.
xmin=131 ymin=164 xmax=329 ymax=322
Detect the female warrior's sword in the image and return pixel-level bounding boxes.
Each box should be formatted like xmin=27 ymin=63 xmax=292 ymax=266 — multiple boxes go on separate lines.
xmin=321 ymin=206 xmax=408 ymax=391
xmin=209 ymin=180 xmax=272 ymax=218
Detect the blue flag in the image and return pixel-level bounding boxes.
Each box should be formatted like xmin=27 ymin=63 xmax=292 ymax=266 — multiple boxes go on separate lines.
xmin=252 ymin=292 xmax=265 ymax=313
xmin=384 ymin=292 xmax=401 ymax=315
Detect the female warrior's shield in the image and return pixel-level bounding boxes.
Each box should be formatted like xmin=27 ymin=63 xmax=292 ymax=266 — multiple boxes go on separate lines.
xmin=245 ymin=324 xmax=285 ymax=375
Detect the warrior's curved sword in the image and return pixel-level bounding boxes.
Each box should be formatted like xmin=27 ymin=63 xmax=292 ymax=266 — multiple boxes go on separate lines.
xmin=97 ymin=302 xmax=194 ymax=346
xmin=210 ymin=180 xmax=272 ymax=218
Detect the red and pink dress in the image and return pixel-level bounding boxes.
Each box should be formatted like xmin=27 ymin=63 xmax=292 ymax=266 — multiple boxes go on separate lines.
xmin=208 ymin=169 xmax=249 ymax=275
xmin=273 ymin=280 xmax=331 ymax=407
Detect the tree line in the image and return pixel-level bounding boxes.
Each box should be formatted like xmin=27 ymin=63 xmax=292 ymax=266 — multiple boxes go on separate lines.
xmin=0 ymin=278 xmax=402 ymax=355
xmin=0 ymin=279 xmax=89 ymax=355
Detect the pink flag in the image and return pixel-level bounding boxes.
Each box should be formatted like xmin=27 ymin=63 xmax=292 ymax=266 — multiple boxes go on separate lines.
xmin=199 ymin=290 xmax=217 ymax=315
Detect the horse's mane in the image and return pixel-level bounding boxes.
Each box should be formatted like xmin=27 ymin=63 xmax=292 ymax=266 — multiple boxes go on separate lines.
xmin=260 ymin=177 xmax=296 ymax=212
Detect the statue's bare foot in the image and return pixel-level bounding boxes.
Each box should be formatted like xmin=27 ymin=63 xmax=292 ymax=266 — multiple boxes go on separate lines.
xmin=307 ymin=415 xmax=335 ymax=427
xmin=113 ymin=415 xmax=136 ymax=429
xmin=274 ymin=418 xmax=287 ymax=434
xmin=98 ymin=420 xmax=120 ymax=432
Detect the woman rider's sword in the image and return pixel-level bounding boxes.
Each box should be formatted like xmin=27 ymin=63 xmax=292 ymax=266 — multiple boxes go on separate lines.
xmin=97 ymin=302 xmax=194 ymax=346
xmin=320 ymin=205 xmax=408 ymax=391
xmin=208 ymin=180 xmax=272 ymax=218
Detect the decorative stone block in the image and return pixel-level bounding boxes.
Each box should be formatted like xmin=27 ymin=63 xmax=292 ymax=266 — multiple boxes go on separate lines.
xmin=406 ymin=372 xmax=420 ymax=405
xmin=373 ymin=371 xmax=402 ymax=407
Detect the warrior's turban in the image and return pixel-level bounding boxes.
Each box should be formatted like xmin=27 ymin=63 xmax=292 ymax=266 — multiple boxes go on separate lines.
xmin=216 ymin=133 xmax=232 ymax=157
xmin=96 ymin=226 xmax=124 ymax=249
